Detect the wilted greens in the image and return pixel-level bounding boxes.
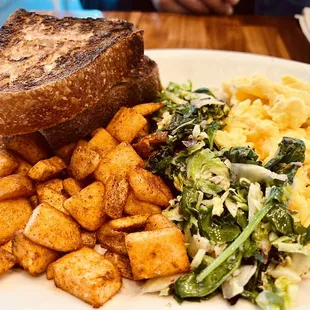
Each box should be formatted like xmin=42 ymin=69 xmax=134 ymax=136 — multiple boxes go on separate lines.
xmin=144 ymin=81 xmax=310 ymax=310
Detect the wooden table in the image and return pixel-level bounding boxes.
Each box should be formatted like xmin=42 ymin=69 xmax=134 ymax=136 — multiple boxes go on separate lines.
xmin=102 ymin=12 xmax=310 ymax=64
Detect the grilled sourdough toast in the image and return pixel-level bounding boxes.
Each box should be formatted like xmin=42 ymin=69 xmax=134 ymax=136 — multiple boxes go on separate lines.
xmin=40 ymin=56 xmax=161 ymax=148
xmin=0 ymin=9 xmax=144 ymax=136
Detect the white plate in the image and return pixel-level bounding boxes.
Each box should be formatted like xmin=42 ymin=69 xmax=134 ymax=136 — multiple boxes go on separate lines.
xmin=1 ymin=49 xmax=310 ymax=310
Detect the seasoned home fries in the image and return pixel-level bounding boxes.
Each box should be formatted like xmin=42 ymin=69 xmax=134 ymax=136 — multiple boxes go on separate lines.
xmin=0 ymin=101 xmax=186 ymax=308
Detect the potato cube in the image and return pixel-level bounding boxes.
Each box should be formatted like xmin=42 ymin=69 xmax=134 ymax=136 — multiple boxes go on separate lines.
xmin=54 ymin=142 xmax=76 ymax=165
xmin=97 ymin=215 xmax=148 ymax=255
xmin=1 ymin=241 xmax=12 ymax=253
xmin=15 ymin=157 xmax=32 ymax=175
xmin=0 ymin=248 xmax=16 ymax=276
xmin=0 ymin=150 xmax=19 ymax=177
xmin=132 ymin=102 xmax=164 ymax=116
xmin=12 ymin=230 xmax=60 ymax=276
xmin=48 ymin=248 xmax=122 ymax=308
xmin=128 ymin=167 xmax=173 ymax=207
xmin=89 ymin=128 xmax=119 ymax=157
xmin=124 ymin=191 xmax=161 ymax=216
xmin=133 ymin=132 xmax=168 ymax=158
xmin=63 ymin=178 xmax=82 ymax=196
xmin=28 ymin=156 xmax=66 ymax=181
xmin=104 ymin=251 xmax=133 ymax=279
xmin=46 ymin=263 xmax=54 ymax=280
xmin=144 ymin=214 xmax=176 ymax=231
xmin=94 ymin=143 xmax=143 ymax=184
xmin=37 ymin=187 xmax=68 ymax=214
xmin=36 ymin=179 xmax=64 ymax=194
xmin=3 ymin=132 xmax=50 ymax=164
xmin=70 ymin=144 xmax=101 ymax=180
xmin=0 ymin=174 xmax=35 ymax=202
xmin=106 ymin=107 xmax=147 ymax=143
xmin=81 ymin=230 xmax=96 ymax=248
xmin=0 ymin=198 xmax=32 ymax=245
xmin=64 ymin=182 xmax=105 ymax=231
xmin=126 ymin=228 xmax=190 ymax=280
xmin=104 ymin=175 xmax=129 ymax=219
xmin=24 ymin=203 xmax=82 ymax=252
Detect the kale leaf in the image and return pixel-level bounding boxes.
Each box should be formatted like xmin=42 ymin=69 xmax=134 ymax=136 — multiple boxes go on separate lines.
xmin=223 ymin=146 xmax=261 ymax=165
xmin=265 ymin=137 xmax=306 ymax=184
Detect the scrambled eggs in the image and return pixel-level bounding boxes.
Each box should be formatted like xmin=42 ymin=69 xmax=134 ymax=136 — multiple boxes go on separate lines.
xmin=216 ymin=75 xmax=310 ymax=226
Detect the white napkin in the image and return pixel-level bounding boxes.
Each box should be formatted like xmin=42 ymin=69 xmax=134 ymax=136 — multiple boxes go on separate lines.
xmin=295 ymin=7 xmax=310 ymax=44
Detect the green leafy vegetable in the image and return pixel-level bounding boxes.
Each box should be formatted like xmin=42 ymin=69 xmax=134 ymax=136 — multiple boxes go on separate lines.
xmin=175 ymin=251 xmax=242 ymax=298
xmin=144 ymin=81 xmax=308 ymax=310
xmin=196 ymin=186 xmax=288 ymax=283
xmin=265 ymin=137 xmax=306 ymax=184
xmin=223 ymin=146 xmax=261 ymax=165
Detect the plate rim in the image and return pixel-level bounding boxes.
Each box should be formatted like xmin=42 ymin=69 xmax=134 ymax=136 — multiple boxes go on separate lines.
xmin=145 ymin=48 xmax=310 ymax=68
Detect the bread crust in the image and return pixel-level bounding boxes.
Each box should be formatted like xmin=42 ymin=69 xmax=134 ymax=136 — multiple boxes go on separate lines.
xmin=0 ymin=9 xmax=144 ymax=136
xmin=40 ymin=56 xmax=161 ymax=148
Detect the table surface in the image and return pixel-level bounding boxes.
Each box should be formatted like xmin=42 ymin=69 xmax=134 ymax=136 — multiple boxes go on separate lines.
xmin=101 ymin=11 xmax=310 ymax=64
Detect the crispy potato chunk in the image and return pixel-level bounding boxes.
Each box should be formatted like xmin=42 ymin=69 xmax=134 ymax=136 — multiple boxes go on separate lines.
xmin=97 ymin=215 xmax=148 ymax=255
xmin=106 ymin=107 xmax=147 ymax=143
xmin=15 ymin=157 xmax=32 ymax=175
xmin=64 ymin=182 xmax=105 ymax=231
xmin=1 ymin=241 xmax=12 ymax=253
xmin=144 ymin=214 xmax=176 ymax=231
xmin=36 ymin=179 xmax=64 ymax=194
xmin=24 ymin=203 xmax=82 ymax=252
xmin=0 ymin=174 xmax=35 ymax=201
xmin=94 ymin=143 xmax=143 ymax=184
xmin=70 ymin=144 xmax=101 ymax=180
xmin=124 ymin=191 xmax=161 ymax=216
xmin=0 ymin=198 xmax=32 ymax=245
xmin=104 ymin=251 xmax=133 ymax=279
xmin=29 ymin=195 xmax=39 ymax=209
xmin=128 ymin=167 xmax=173 ymax=207
xmin=0 ymin=248 xmax=16 ymax=276
xmin=3 ymin=132 xmax=50 ymax=165
xmin=89 ymin=128 xmax=119 ymax=157
xmin=12 ymin=230 xmax=60 ymax=276
xmin=37 ymin=187 xmax=68 ymax=214
xmin=46 ymin=263 xmax=54 ymax=280
xmin=48 ymin=248 xmax=122 ymax=308
xmin=126 ymin=228 xmax=190 ymax=280
xmin=132 ymin=102 xmax=164 ymax=116
xmin=63 ymin=178 xmax=82 ymax=196
xmin=104 ymin=175 xmax=129 ymax=219
xmin=81 ymin=230 xmax=96 ymax=248
xmin=133 ymin=132 xmax=168 ymax=158
xmin=54 ymin=143 xmax=76 ymax=165
xmin=0 ymin=150 xmax=19 ymax=177
xmin=28 ymin=156 xmax=66 ymax=182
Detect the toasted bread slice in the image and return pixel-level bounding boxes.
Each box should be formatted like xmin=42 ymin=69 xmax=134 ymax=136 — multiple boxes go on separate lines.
xmin=40 ymin=56 xmax=161 ymax=148
xmin=0 ymin=9 xmax=144 ymax=136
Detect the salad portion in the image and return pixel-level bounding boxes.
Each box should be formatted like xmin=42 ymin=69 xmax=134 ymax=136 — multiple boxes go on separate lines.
xmin=144 ymin=82 xmax=310 ymax=309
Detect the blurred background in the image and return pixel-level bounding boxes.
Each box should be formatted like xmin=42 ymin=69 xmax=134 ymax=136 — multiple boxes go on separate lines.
xmin=0 ymin=0 xmax=101 ymax=25
xmin=1 ymin=0 xmax=308 ymax=25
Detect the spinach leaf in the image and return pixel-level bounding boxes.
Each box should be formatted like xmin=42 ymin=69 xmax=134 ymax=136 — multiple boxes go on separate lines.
xmin=265 ymin=137 xmax=306 ymax=184
xmin=199 ymin=211 xmax=241 ymax=243
xmin=174 ymin=251 xmax=242 ymax=298
xmin=223 ymin=146 xmax=261 ymax=165
xmin=265 ymin=204 xmax=294 ymax=235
